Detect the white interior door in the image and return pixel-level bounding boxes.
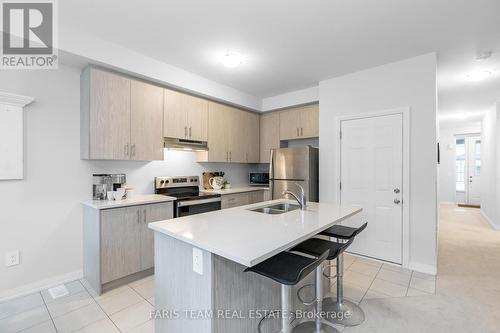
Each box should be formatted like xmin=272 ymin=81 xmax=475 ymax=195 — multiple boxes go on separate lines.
xmin=340 ymin=114 xmax=403 ymax=264
xmin=467 ymin=136 xmax=481 ymax=206
xmin=455 ymin=135 xmax=481 ymax=206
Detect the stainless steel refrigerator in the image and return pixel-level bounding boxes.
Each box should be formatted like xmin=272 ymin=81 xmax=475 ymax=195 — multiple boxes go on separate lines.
xmin=269 ymin=146 xmax=319 ymax=202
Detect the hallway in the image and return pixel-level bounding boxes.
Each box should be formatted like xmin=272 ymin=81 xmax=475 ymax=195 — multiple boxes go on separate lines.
xmin=346 ymin=204 xmax=500 ymax=332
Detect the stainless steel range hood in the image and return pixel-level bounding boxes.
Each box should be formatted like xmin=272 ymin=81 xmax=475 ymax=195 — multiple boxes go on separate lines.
xmin=163 ymin=137 xmax=209 ymax=151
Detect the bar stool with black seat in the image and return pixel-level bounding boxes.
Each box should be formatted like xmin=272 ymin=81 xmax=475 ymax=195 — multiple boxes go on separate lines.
xmin=291 ymin=234 xmax=354 ymax=331
xmin=319 ymin=222 xmax=368 ymax=327
xmin=245 ymin=249 xmax=332 ymax=333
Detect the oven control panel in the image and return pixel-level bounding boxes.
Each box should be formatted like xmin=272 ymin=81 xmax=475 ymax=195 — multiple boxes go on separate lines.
xmin=155 ymin=176 xmax=200 ymax=189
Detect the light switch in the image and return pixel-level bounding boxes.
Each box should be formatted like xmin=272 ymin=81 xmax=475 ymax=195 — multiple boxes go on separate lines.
xmin=193 ymin=248 xmax=203 ymax=275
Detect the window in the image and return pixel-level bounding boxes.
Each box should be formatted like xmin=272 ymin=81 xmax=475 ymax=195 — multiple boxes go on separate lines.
xmin=455 ymin=138 xmax=465 ymax=192
xmin=474 ymin=140 xmax=481 ymax=176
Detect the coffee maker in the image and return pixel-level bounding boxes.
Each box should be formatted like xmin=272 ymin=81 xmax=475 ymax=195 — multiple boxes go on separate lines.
xmin=92 ymin=174 xmax=126 ymax=200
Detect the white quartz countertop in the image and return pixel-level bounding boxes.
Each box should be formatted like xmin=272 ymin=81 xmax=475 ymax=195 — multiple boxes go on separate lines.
xmin=200 ymin=186 xmax=269 ymax=195
xmin=149 ymin=200 xmax=362 ymax=267
xmin=81 ymin=194 xmax=176 ymax=210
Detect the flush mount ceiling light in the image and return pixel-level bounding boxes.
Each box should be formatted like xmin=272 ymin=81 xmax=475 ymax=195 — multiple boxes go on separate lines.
xmin=465 ymin=70 xmax=493 ymax=82
xmin=221 ymin=52 xmax=243 ymax=68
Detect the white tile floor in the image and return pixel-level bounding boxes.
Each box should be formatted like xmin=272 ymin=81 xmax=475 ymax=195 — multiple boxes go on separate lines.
xmin=0 ymin=255 xmax=436 ymax=332
xmin=326 ymin=254 xmax=436 ymax=304
xmin=0 ymin=276 xmax=155 ymax=333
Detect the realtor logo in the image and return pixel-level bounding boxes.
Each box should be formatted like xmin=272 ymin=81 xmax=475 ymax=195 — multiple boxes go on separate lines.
xmin=1 ymin=0 xmax=58 ymax=69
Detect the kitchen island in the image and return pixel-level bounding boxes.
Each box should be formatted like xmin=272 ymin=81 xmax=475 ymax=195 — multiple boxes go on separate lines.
xmin=149 ymin=199 xmax=362 ymax=333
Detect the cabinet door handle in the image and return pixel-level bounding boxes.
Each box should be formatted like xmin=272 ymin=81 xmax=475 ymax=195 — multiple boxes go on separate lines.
xmin=229 ymin=151 xmax=232 ymax=162
xmin=184 ymin=126 xmax=187 ymax=138
xmin=297 ymin=128 xmax=299 ymax=137
xmin=137 ymin=210 xmax=141 ymax=224
xmin=131 ymin=144 xmax=136 ymax=157
xmin=226 ymin=151 xmax=229 ymax=162
xmin=124 ymin=144 xmax=129 ymax=156
xmin=301 ymin=128 xmax=303 ymax=136
xmin=189 ymin=127 xmax=192 ymax=138
xmin=143 ymin=209 xmax=147 ymax=223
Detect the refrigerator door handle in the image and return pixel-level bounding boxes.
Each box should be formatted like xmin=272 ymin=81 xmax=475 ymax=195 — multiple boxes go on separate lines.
xmin=269 ymin=149 xmax=274 ymax=180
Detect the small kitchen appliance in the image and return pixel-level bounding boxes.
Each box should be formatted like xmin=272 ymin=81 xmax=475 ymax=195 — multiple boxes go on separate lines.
xmin=249 ymin=172 xmax=269 ymax=186
xmin=155 ymin=176 xmax=221 ymax=217
xmin=92 ymin=174 xmax=127 ymax=200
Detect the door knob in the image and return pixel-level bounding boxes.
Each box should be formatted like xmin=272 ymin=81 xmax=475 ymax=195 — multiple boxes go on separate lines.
xmin=394 ymin=199 xmax=401 ymax=204
xmin=394 ymin=188 xmax=400 ymax=194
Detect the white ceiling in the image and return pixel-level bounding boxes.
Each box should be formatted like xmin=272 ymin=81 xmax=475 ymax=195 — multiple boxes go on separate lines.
xmin=61 ymin=0 xmax=500 ymax=116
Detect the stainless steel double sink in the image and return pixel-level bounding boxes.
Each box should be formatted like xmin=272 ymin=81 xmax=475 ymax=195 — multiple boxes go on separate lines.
xmin=249 ymin=202 xmax=300 ymax=215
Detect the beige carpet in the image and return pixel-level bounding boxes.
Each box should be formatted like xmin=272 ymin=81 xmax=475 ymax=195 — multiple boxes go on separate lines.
xmin=344 ymin=205 xmax=500 ymax=333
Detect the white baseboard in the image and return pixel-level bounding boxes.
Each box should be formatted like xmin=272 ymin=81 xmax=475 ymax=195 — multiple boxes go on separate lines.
xmin=480 ymin=210 xmax=500 ymax=231
xmin=0 ymin=270 xmax=83 ymax=302
xmin=408 ymin=262 xmax=437 ymax=276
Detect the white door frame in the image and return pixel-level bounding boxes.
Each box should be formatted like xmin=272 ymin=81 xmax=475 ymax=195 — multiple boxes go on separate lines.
xmin=454 ymin=133 xmax=481 ymax=205
xmin=334 ymin=107 xmax=411 ymax=268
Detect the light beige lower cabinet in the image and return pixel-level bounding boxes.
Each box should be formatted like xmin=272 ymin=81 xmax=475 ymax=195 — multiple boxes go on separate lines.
xmin=263 ymin=189 xmax=272 ymax=201
xmin=220 ymin=190 xmax=269 ymax=209
xmin=83 ymin=202 xmax=173 ymax=294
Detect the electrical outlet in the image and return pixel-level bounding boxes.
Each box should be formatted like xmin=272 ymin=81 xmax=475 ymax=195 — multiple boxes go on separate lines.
xmin=5 ymin=250 xmax=20 ymax=267
xmin=192 ymin=248 xmax=203 ymax=275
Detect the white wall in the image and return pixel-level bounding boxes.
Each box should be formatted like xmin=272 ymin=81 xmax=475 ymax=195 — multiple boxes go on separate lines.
xmin=438 ymin=123 xmax=481 ymax=203
xmin=60 ymin=28 xmax=261 ymax=110
xmin=0 ymin=65 xmax=254 ymax=299
xmin=261 ymin=86 xmax=318 ymax=111
xmin=481 ymin=105 xmax=499 ymax=229
xmin=319 ymin=53 xmax=438 ymax=274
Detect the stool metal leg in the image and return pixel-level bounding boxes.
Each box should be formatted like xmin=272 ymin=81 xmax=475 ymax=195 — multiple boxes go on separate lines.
xmin=293 ymin=265 xmax=338 ymax=333
xmin=282 ymin=284 xmax=292 ymax=333
xmin=322 ymin=254 xmax=365 ymax=326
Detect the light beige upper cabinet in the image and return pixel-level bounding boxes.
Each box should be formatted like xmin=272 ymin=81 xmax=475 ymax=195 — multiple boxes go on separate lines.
xmin=279 ymin=104 xmax=319 ymax=140
xmin=81 ymin=67 xmax=164 ymax=161
xmin=300 ymin=104 xmax=319 ymax=138
xmin=131 ymin=80 xmax=164 ymax=161
xmin=228 ymin=109 xmax=246 ymax=163
xmin=260 ymin=112 xmax=280 ymax=163
xmin=198 ymin=102 xmax=259 ymax=163
xmin=163 ymin=89 xmax=208 ymax=141
xmin=227 ymin=109 xmax=259 ymax=163
xmin=200 ymin=102 xmax=230 ymax=162
xmin=82 ymin=67 xmax=131 ymax=160
xmin=186 ymin=95 xmax=208 ymax=141
xmin=279 ymin=107 xmax=301 ymax=140
xmin=243 ymin=111 xmax=260 ymax=163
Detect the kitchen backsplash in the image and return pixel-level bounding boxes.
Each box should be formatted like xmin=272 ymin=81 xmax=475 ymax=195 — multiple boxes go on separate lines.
xmin=86 ymin=150 xmax=263 ymax=194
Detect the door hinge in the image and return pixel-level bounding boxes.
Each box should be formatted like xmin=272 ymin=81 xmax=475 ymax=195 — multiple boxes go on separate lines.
xmin=339 ymin=131 xmax=342 ymax=140
xmin=339 ymin=182 xmax=342 ymax=191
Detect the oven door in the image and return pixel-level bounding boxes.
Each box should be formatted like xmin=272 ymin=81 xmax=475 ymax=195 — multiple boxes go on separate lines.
xmin=175 ymin=197 xmax=222 ymax=217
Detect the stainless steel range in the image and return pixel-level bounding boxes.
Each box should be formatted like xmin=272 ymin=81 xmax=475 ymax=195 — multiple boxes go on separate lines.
xmin=155 ymin=176 xmax=221 ymax=218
